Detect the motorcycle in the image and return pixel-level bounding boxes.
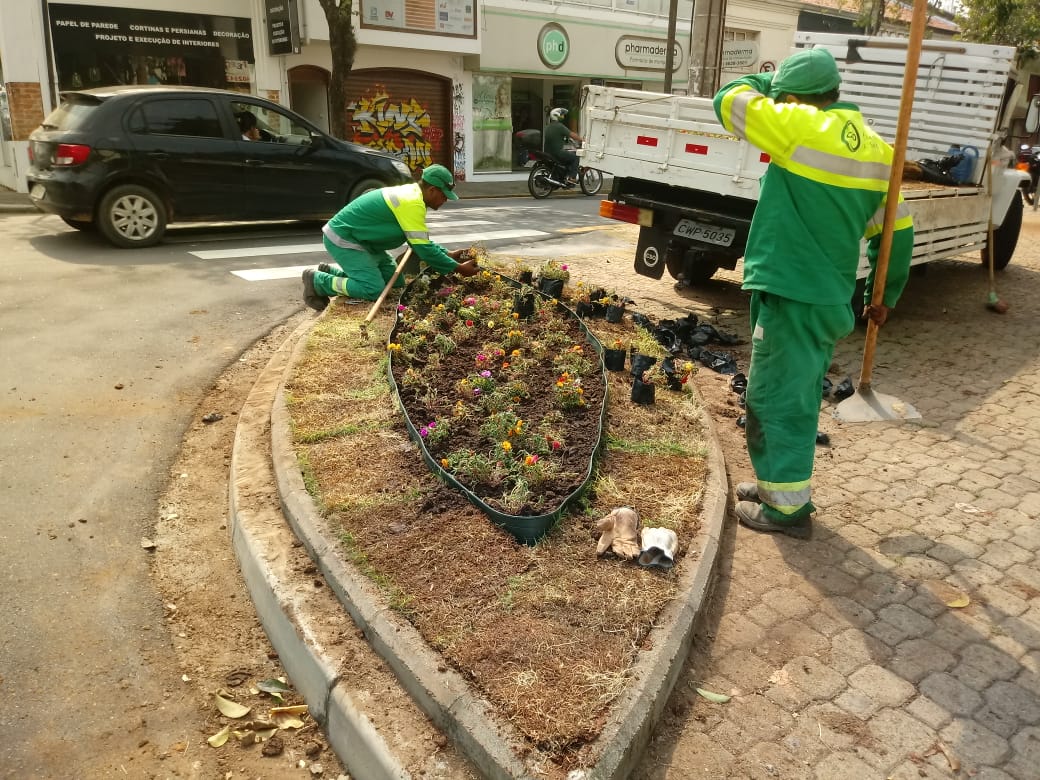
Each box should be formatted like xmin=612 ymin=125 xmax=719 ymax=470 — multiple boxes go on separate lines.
xmin=1016 ymin=144 xmax=1039 ymax=211
xmin=525 ymin=149 xmax=604 ymax=198
xmin=515 ymin=129 xmax=603 ymax=198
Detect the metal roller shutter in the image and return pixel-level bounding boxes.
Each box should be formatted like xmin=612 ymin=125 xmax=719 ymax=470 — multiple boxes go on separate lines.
xmin=345 ymin=68 xmax=452 ymax=175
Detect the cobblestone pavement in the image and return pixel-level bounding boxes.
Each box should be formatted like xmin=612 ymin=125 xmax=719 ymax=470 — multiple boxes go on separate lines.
xmin=537 ymin=208 xmax=1040 ymax=779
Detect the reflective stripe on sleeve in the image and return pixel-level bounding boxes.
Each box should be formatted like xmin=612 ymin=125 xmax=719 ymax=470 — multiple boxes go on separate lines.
xmin=727 ymin=87 xmax=762 ymax=139
xmin=864 ymin=200 xmax=913 ymax=238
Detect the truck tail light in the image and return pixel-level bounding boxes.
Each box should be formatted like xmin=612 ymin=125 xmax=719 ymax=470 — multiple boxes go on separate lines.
xmin=599 ymin=200 xmax=653 ymax=227
xmin=53 ymin=143 xmax=92 ymax=166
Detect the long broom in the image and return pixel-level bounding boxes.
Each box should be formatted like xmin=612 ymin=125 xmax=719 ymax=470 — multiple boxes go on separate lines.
xmin=834 ymin=0 xmax=929 ymax=423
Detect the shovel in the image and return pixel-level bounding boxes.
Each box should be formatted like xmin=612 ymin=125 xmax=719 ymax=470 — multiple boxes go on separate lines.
xmin=834 ymin=0 xmax=927 ymax=424
xmin=358 ymin=247 xmax=413 ymax=341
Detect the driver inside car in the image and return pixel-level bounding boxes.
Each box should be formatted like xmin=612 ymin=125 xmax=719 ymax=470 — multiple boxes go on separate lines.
xmin=544 ymin=107 xmax=583 ymax=186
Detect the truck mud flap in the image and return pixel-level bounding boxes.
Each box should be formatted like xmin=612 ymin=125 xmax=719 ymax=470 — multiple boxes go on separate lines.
xmin=634 ymin=226 xmax=669 ymax=280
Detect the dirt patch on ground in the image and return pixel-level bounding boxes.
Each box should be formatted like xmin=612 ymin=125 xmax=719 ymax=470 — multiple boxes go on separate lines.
xmin=285 ymin=259 xmax=711 ymax=772
xmin=151 ymin=314 xmax=347 ymax=779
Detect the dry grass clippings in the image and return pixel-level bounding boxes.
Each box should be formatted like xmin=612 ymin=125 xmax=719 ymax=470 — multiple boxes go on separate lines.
xmin=284 ymin=260 xmax=710 ymax=771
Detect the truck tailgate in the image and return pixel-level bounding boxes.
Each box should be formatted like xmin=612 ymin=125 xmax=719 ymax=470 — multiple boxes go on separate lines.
xmin=583 ymin=86 xmax=766 ymax=199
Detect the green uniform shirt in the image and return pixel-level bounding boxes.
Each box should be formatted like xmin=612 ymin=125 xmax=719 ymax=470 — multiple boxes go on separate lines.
xmin=714 ymin=72 xmax=914 ymax=307
xmin=325 ymin=182 xmax=458 ymax=274
xmin=544 ymin=121 xmax=571 ymax=159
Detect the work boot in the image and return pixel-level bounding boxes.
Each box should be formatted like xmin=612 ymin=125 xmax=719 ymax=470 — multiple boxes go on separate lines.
xmin=317 ymin=262 xmax=334 ymax=274
xmin=735 ymin=501 xmax=812 ymax=540
xmin=302 ymin=268 xmax=329 ymax=311
xmin=736 ymin=482 xmax=759 ymax=502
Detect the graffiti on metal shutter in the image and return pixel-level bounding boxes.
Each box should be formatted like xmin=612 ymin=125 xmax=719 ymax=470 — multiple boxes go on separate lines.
xmin=348 ymin=88 xmax=433 ymax=171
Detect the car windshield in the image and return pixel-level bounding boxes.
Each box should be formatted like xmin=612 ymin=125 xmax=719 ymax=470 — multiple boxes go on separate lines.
xmin=42 ymin=99 xmax=99 ymax=131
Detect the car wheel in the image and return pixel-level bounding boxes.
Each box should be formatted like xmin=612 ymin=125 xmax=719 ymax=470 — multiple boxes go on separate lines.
xmin=98 ymin=184 xmax=167 ymax=248
xmin=61 ymin=217 xmax=95 ymax=232
xmin=348 ymin=178 xmax=386 ymax=201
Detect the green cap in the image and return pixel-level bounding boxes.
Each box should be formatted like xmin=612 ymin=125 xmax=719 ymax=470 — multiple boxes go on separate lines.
xmin=421 ymin=164 xmax=459 ymax=200
xmin=772 ymin=48 xmax=841 ymax=97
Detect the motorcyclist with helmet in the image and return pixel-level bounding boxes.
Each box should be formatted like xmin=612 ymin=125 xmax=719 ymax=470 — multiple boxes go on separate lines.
xmin=545 ymin=107 xmax=584 ymax=186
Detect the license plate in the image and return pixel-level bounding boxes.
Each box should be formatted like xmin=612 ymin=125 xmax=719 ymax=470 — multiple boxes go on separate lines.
xmin=673 ymin=219 xmax=735 ymax=247
xmin=30 ymin=184 xmax=45 ymax=200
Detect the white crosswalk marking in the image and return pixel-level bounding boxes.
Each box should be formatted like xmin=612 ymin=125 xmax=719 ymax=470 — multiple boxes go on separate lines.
xmin=195 ymin=227 xmax=548 ymax=261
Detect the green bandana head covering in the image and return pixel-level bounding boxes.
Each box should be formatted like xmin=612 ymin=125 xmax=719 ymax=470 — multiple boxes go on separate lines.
xmin=772 ymin=48 xmax=841 ymax=96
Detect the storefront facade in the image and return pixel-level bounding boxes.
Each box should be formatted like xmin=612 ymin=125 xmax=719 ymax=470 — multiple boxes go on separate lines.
xmin=0 ymin=0 xmax=801 ymax=192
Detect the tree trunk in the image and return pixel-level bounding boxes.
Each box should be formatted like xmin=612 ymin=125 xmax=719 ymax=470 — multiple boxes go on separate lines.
xmin=319 ymin=1 xmax=358 ymax=139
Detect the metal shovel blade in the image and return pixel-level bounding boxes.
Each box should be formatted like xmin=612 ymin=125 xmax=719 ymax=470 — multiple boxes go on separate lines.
xmin=833 ymin=387 xmax=921 ymax=423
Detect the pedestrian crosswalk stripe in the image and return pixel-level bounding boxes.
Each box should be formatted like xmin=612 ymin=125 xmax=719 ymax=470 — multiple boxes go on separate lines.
xmin=232 ymin=265 xmax=314 ymax=281
xmin=194 ymin=228 xmax=548 ymax=260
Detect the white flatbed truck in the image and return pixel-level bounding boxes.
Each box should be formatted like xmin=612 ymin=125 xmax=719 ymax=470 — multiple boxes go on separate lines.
xmin=582 ymin=32 xmax=1031 ymax=290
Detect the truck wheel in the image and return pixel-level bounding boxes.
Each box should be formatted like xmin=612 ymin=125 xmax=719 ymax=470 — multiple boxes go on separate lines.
xmin=668 ymin=254 xmax=720 ymax=285
xmin=528 ymin=164 xmax=554 ymax=199
xmin=981 ymin=190 xmax=1022 ymax=271
xmin=98 ymin=184 xmax=167 ymax=248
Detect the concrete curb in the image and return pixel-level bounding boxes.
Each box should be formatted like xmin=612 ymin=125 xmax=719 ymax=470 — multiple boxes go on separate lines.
xmin=262 ymin=309 xmax=730 ymax=777
xmin=229 ymin=316 xmax=410 ymax=780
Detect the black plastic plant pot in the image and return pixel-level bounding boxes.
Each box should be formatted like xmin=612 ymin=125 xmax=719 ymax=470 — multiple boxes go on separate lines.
xmin=603 ymin=348 xmax=627 ymax=372
xmin=538 ymin=278 xmax=565 ymax=298
xmin=591 ymin=301 xmax=608 ymax=318
xmin=513 ymin=292 xmax=537 ymax=320
xmin=630 ymin=353 xmax=657 ymax=378
xmin=517 ymin=270 xmax=534 ymax=284
xmin=387 ymin=271 xmax=609 ymax=545
xmin=575 ymin=301 xmax=594 ymax=319
xmin=631 ymin=378 xmax=656 ymax=405
xmin=605 ymin=304 xmax=625 ymax=324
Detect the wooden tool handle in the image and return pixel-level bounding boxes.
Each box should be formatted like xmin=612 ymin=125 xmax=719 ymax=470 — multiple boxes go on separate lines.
xmin=858 ymin=0 xmax=927 ymax=393
xmin=363 ymin=248 xmax=413 ymax=326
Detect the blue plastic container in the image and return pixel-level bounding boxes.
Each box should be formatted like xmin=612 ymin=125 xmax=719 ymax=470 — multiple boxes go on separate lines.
xmin=947 ymin=145 xmax=979 ymax=184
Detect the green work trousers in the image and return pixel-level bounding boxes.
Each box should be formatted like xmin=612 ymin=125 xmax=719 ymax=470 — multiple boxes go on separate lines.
xmin=312 ymin=237 xmax=405 ymax=301
xmin=745 ymin=291 xmax=854 ymax=522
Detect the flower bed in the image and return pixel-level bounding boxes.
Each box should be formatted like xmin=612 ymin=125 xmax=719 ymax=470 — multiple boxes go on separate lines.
xmin=387 ymin=270 xmax=607 ymax=541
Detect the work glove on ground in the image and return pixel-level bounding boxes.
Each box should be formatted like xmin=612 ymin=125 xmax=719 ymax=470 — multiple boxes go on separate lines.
xmin=595 ymin=506 xmax=642 ymax=560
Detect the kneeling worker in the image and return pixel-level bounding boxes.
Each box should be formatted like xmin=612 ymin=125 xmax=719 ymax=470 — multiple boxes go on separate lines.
xmin=303 ymin=164 xmax=479 ymax=310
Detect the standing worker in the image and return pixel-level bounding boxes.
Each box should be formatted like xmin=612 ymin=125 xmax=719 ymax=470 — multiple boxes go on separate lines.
xmin=303 ymin=164 xmax=479 ymax=311
xmin=713 ymin=47 xmax=914 ymax=539
xmin=544 ymin=108 xmax=583 ymax=186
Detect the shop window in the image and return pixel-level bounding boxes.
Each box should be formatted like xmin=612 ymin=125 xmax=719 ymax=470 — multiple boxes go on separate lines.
xmin=135 ymin=99 xmax=223 ymax=138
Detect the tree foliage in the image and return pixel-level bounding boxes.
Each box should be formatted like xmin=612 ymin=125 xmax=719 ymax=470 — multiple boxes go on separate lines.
xmin=317 ymin=0 xmax=358 ymax=138
xmin=956 ymin=0 xmax=1040 ymax=61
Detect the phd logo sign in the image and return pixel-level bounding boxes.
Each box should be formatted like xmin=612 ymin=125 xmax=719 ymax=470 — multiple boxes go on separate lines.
xmin=537 ymin=23 xmax=569 ymax=70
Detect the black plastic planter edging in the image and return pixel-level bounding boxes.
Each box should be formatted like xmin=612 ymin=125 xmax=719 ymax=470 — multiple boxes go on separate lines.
xmin=387 ymin=273 xmax=610 ymax=545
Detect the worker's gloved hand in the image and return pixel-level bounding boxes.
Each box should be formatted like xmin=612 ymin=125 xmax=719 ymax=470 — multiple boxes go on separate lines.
xmin=595 ymin=507 xmax=641 ymax=560
xmin=453 ymin=258 xmax=480 ymax=277
xmin=449 ymin=248 xmax=470 ymax=261
xmin=861 ymin=303 xmax=889 ymax=327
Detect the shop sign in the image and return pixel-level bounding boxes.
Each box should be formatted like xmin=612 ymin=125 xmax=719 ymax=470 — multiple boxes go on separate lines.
xmin=48 ymin=4 xmax=253 ymax=60
xmin=537 ymin=23 xmax=569 ymax=70
xmin=615 ymin=36 xmax=682 ymax=72
xmin=721 ymin=40 xmax=759 ymax=69
xmin=266 ymin=0 xmax=300 ymax=56
xmin=360 ymin=0 xmax=476 ymax=38
xmin=225 ymin=60 xmax=251 ymax=84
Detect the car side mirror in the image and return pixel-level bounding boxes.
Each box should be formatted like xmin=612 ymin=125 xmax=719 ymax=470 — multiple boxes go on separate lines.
xmin=308 ymin=133 xmax=326 ymax=149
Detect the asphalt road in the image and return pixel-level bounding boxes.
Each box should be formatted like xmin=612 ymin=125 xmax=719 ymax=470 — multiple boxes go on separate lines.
xmin=0 ymin=198 xmax=603 ymax=776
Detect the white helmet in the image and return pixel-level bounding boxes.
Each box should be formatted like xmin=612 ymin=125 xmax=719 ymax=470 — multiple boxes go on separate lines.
xmin=549 ymin=107 xmax=567 ymax=121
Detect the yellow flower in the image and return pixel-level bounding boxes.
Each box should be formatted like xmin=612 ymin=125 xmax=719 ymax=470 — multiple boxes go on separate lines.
xmin=487 ymin=320 xmax=495 ymax=328
xmin=440 ymin=458 xmax=449 ymax=467
xmin=512 ymin=349 xmax=521 ymax=356
xmin=501 ymin=441 xmax=512 ymax=452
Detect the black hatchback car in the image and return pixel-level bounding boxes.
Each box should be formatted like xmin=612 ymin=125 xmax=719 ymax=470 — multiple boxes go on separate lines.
xmin=27 ymin=86 xmax=413 ymax=248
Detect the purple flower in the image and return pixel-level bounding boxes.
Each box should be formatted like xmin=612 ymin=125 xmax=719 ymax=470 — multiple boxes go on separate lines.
xmin=473 ymin=388 xmax=482 ymax=396
xmin=480 ymin=370 xmax=492 ymax=378
xmin=419 ymin=426 xmax=429 ymax=438
xmin=436 ymin=286 xmax=455 ymax=298
xmin=397 ymin=304 xmax=407 ymax=311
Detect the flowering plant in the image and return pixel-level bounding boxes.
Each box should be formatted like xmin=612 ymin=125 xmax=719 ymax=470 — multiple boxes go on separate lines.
xmin=537 ymin=259 xmax=571 ymax=281
xmin=388 ymin=267 xmax=604 ymax=517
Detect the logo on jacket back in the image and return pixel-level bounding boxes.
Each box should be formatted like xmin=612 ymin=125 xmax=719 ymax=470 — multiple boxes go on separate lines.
xmin=842 ymin=121 xmax=861 ymax=153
